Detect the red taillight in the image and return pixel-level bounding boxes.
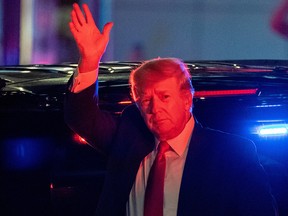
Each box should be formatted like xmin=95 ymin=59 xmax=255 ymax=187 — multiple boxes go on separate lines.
xmin=194 ymin=89 xmax=257 ymax=98
xmin=118 ymin=100 xmax=132 ymax=105
xmin=73 ymin=134 xmax=88 ymax=145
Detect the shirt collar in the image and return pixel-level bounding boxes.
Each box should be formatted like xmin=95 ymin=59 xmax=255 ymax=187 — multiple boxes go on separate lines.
xmin=155 ymin=115 xmax=195 ymax=156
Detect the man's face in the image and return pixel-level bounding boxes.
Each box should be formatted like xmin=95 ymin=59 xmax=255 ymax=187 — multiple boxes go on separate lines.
xmin=136 ymin=77 xmax=192 ymax=141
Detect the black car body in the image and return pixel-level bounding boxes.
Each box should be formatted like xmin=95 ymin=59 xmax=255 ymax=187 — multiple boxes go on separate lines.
xmin=1 ymin=60 xmax=288 ymax=215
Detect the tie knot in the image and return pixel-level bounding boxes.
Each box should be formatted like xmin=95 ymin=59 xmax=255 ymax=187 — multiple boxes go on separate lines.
xmin=158 ymin=141 xmax=170 ymax=155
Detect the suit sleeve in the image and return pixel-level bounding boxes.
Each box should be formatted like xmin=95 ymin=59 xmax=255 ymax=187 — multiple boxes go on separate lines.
xmin=64 ymin=77 xmax=119 ymax=156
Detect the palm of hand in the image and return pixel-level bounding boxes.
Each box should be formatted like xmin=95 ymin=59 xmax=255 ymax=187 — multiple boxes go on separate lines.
xmin=74 ymin=25 xmax=106 ymax=60
xmin=69 ymin=3 xmax=112 ymax=61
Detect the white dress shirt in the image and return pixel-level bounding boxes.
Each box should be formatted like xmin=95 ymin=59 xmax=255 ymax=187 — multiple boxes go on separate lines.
xmin=126 ymin=117 xmax=195 ymax=216
xmin=70 ymin=68 xmax=97 ymax=93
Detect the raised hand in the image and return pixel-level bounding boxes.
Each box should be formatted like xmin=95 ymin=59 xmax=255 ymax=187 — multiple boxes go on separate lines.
xmin=69 ymin=3 xmax=113 ymax=73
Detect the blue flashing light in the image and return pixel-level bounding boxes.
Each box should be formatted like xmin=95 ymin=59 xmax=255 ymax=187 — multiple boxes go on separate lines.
xmin=2 ymin=137 xmax=53 ymax=170
xmin=258 ymin=124 xmax=288 ymax=136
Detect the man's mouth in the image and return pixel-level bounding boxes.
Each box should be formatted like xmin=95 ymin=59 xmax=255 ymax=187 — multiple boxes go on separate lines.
xmin=152 ymin=118 xmax=167 ymax=125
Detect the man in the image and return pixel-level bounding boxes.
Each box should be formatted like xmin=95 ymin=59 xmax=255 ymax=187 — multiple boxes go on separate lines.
xmin=65 ymin=3 xmax=277 ymax=216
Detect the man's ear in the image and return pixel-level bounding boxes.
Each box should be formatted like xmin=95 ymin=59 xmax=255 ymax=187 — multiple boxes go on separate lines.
xmin=131 ymin=86 xmax=139 ymax=102
xmin=183 ymin=90 xmax=193 ymax=111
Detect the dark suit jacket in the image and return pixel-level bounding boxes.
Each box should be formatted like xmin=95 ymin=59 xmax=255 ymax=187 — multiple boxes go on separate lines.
xmin=64 ymin=81 xmax=277 ymax=216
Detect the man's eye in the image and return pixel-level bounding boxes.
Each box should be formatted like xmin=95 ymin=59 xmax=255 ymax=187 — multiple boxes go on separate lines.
xmin=163 ymin=95 xmax=170 ymax=99
xmin=141 ymin=99 xmax=150 ymax=105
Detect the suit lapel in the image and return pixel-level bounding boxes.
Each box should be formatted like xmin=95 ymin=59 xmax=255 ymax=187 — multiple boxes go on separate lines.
xmin=177 ymin=123 xmax=210 ymax=215
xmin=96 ymin=105 xmax=155 ymax=215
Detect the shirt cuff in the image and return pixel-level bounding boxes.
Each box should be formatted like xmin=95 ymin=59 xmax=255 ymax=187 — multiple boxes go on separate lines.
xmin=70 ymin=68 xmax=98 ymax=93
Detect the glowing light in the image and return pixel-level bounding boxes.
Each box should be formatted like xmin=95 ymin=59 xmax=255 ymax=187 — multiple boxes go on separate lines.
xmin=73 ymin=134 xmax=88 ymax=145
xmin=194 ymin=89 xmax=257 ymax=98
xmin=2 ymin=138 xmax=52 ymax=170
xmin=50 ymin=183 xmax=54 ymax=189
xmin=108 ymin=68 xmax=115 ymax=73
xmin=118 ymin=100 xmax=132 ymax=105
xmin=256 ymin=104 xmax=281 ymax=108
xmin=233 ymin=64 xmax=241 ymax=69
xmin=258 ymin=124 xmax=288 ymax=136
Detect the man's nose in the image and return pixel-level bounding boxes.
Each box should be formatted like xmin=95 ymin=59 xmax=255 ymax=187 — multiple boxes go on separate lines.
xmin=150 ymin=97 xmax=161 ymax=114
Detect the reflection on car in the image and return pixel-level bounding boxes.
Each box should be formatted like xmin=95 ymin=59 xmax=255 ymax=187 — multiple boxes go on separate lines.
xmin=1 ymin=60 xmax=288 ymax=215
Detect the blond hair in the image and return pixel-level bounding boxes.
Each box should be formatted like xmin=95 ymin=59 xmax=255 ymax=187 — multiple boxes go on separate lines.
xmin=129 ymin=58 xmax=194 ymax=101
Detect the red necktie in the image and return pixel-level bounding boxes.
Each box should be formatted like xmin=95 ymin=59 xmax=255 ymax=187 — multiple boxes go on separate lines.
xmin=144 ymin=141 xmax=170 ymax=216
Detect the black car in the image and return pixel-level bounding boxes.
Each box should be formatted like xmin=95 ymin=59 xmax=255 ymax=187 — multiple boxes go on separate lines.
xmin=1 ymin=60 xmax=288 ymax=215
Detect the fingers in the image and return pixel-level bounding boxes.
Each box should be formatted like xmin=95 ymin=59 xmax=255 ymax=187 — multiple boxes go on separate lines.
xmin=69 ymin=22 xmax=78 ymax=39
xmin=70 ymin=10 xmax=82 ymax=32
xmin=73 ymin=3 xmax=86 ymax=26
xmin=69 ymin=3 xmax=113 ymax=42
xmin=82 ymin=4 xmax=95 ymax=25
xmin=102 ymin=22 xmax=114 ymax=38
xmin=70 ymin=3 xmax=97 ymax=32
